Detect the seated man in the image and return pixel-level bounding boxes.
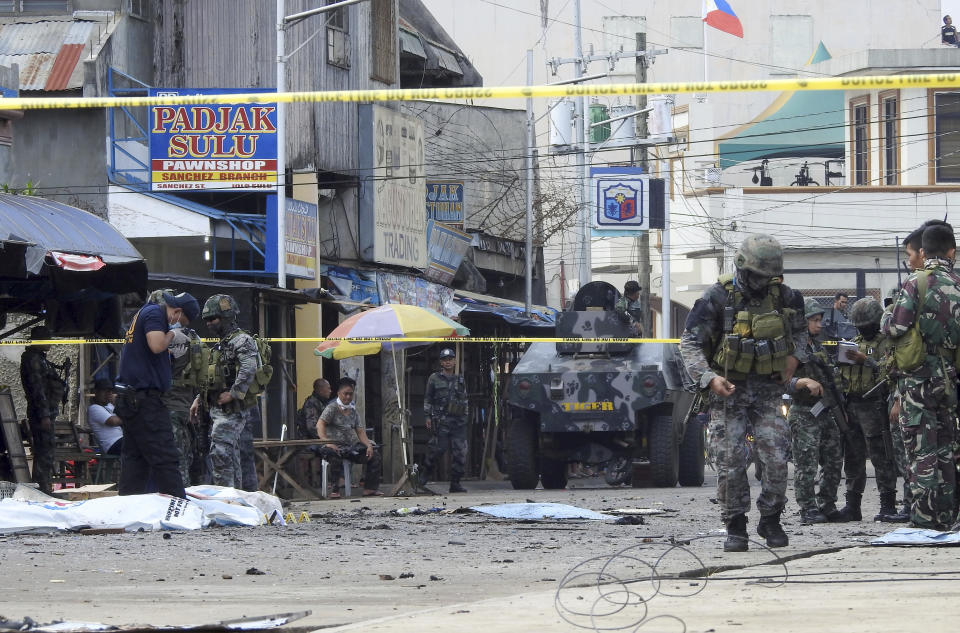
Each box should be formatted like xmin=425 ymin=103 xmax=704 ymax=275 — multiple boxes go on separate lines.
xmin=296 ymin=378 xmax=332 ymax=440
xmin=316 ymin=377 xmax=382 ymax=497
xmin=88 ymin=378 xmax=123 ymax=455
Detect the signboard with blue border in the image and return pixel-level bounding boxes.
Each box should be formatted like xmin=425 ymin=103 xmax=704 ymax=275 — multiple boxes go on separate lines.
xmin=148 ymin=88 xmax=277 ymax=192
xmin=590 ymin=167 xmax=666 ymax=236
xmin=426 ymin=181 xmax=465 ymax=227
xmin=424 ymin=220 xmax=472 ymax=285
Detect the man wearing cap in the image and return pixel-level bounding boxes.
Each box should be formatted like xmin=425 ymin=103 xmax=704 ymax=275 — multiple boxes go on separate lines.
xmin=115 ymin=290 xmax=199 ymax=498
xmin=19 ymin=326 xmax=67 ymax=493
xmin=148 ymin=289 xmax=207 ymax=486
xmin=422 ymin=348 xmax=470 ymax=493
xmin=88 ymin=379 xmax=123 ymax=456
xmin=615 ymin=281 xmax=644 ymax=336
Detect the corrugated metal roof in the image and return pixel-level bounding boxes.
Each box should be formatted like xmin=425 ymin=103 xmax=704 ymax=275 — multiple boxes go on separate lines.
xmin=0 ymin=19 xmax=98 ymax=91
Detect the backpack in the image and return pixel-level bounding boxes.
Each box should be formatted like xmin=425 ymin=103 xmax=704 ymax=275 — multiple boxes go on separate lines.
xmin=245 ymin=335 xmax=274 ymax=397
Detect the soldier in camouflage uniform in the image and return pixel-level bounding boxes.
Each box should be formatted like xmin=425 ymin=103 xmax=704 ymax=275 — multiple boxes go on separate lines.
xmin=837 ymin=297 xmax=903 ymax=522
xmin=19 ymin=326 xmax=66 ymax=493
xmin=423 ymin=348 xmax=469 ymax=493
xmin=881 ymin=222 xmax=960 ymax=529
xmin=680 ymin=235 xmax=808 ymax=551
xmin=190 ymin=294 xmax=259 ymax=489
xmin=785 ymin=299 xmax=844 ymax=524
xmin=614 ymin=280 xmax=644 ymax=336
xmin=148 ymin=289 xmax=205 ymax=487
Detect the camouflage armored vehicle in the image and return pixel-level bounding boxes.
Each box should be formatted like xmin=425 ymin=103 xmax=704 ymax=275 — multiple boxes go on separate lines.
xmin=504 ymin=281 xmax=704 ymax=489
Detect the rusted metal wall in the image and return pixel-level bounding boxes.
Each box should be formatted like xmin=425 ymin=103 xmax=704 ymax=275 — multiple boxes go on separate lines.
xmin=152 ymin=0 xmax=398 ymax=174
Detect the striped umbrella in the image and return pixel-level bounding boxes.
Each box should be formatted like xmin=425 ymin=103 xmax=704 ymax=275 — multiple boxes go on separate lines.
xmin=314 ymin=304 xmax=469 ymax=359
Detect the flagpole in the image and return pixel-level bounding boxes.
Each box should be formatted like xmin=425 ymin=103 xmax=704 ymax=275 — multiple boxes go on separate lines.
xmin=702 ymin=14 xmax=708 ymax=102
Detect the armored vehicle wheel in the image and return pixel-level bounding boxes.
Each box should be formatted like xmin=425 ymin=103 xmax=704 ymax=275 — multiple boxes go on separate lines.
xmin=604 ymin=456 xmax=632 ymax=486
xmin=540 ymin=458 xmax=568 ymax=489
xmin=678 ymin=416 xmax=706 ymax=487
xmin=648 ymin=414 xmax=679 ymax=487
xmin=507 ymin=412 xmax=540 ymax=490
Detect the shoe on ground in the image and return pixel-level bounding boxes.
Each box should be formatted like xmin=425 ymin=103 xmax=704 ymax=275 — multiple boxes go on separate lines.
xmin=449 ymin=481 xmax=467 ymax=493
xmin=800 ymin=508 xmax=828 ymax=524
xmin=757 ymin=514 xmax=789 ymax=547
xmin=723 ymin=514 xmax=749 ymax=552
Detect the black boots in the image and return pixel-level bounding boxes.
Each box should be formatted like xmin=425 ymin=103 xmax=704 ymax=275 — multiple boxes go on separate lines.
xmin=449 ymin=479 xmax=467 ymax=493
xmin=800 ymin=508 xmax=828 ymax=524
xmin=724 ymin=514 xmax=749 ymax=552
xmin=757 ymin=512 xmax=789 ymax=547
xmin=875 ymin=490 xmax=909 ymax=523
xmin=836 ymin=492 xmax=862 ymax=522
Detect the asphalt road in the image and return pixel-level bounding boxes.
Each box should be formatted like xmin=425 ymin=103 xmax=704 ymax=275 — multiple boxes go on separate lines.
xmin=1 ymin=469 xmax=956 ymax=632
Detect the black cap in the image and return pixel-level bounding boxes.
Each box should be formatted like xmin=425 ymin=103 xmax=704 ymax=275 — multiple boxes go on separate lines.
xmin=30 ymin=325 xmax=51 ymax=340
xmin=93 ymin=378 xmax=114 ymax=391
xmin=439 ymin=348 xmax=456 ymax=359
xmin=162 ymin=291 xmax=200 ymax=323
xmin=624 ymin=280 xmax=641 ymax=294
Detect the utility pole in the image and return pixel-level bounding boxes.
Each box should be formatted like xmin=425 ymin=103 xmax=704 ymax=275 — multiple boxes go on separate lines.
xmin=574 ymin=0 xmax=590 ymax=289
xmin=635 ymin=32 xmax=652 ymax=338
xmin=525 ymin=50 xmax=534 ymax=316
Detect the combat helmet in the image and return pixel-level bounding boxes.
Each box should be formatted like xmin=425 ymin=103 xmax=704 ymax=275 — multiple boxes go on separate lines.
xmin=733 ymin=235 xmax=784 ymax=277
xmin=849 ymin=297 xmax=884 ymax=327
xmin=804 ymin=298 xmax=825 ymax=320
xmin=202 ymin=294 xmax=239 ymax=326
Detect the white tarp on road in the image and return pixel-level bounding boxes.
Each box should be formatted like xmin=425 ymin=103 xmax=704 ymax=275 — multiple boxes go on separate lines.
xmin=871 ymin=527 xmax=960 ymax=546
xmin=469 ymin=502 xmax=615 ymax=521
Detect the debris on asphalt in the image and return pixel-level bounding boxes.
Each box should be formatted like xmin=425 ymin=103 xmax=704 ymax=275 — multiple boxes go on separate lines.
xmin=246 ymin=567 xmax=266 ymax=575
xmin=379 ymin=574 xmax=395 ymax=581
xmin=614 ymin=515 xmax=645 ymax=525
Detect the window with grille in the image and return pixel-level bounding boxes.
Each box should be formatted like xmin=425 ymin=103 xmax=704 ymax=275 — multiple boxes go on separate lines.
xmin=326 ymin=0 xmax=350 ymax=69
xmin=851 ymin=99 xmax=869 ymax=185
xmin=0 ymin=0 xmax=71 ymax=13
xmin=880 ymin=93 xmax=898 ymax=185
xmin=370 ymin=0 xmax=396 ymax=84
xmin=935 ymin=92 xmax=960 ymax=182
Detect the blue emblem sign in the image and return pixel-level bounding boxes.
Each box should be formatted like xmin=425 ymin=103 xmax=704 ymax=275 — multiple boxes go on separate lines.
xmin=602 ymin=183 xmax=640 ymax=222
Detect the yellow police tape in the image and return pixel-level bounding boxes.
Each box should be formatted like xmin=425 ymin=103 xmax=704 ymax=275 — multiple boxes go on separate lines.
xmin=3 ymin=336 xmax=683 ymax=346
xmin=0 ymin=73 xmax=957 ymax=110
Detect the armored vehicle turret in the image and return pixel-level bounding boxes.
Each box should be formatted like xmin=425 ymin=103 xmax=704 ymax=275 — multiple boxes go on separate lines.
xmin=504 ymin=281 xmax=704 ymax=489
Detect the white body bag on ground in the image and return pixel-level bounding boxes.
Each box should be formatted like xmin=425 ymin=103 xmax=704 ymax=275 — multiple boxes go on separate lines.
xmin=0 ymin=484 xmax=282 ymax=534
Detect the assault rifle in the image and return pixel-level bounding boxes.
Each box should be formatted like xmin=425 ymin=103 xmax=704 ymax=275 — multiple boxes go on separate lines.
xmin=808 ymin=355 xmax=851 ymax=436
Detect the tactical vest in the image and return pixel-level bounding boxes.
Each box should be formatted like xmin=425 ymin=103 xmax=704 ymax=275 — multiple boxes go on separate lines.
xmin=172 ymin=330 xmax=210 ymax=392
xmin=207 ymin=330 xmax=273 ymax=408
xmin=709 ymin=274 xmax=795 ymax=381
xmin=429 ymin=373 xmax=468 ymax=419
xmin=841 ymin=336 xmax=881 ymax=397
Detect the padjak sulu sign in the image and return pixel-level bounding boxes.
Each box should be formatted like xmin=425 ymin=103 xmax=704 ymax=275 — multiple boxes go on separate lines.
xmin=148 ymin=88 xmax=278 ymax=192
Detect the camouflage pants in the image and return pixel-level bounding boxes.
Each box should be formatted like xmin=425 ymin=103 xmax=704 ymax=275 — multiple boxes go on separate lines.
xmin=28 ymin=419 xmax=55 ymax=494
xmin=844 ymin=398 xmax=898 ymax=497
xmin=424 ymin=420 xmax=468 ymax=480
xmin=239 ymin=405 xmax=259 ymax=492
xmin=890 ymin=400 xmax=913 ymax=505
xmin=900 ymin=377 xmax=957 ymax=528
xmin=787 ymin=404 xmax=843 ymax=512
xmin=708 ymin=377 xmax=790 ymax=522
xmin=169 ymin=408 xmax=194 ymax=487
xmin=208 ymin=405 xmax=245 ymax=488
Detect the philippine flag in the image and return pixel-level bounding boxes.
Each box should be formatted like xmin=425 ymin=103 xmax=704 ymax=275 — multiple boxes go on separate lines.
xmin=702 ymin=0 xmax=744 ymax=38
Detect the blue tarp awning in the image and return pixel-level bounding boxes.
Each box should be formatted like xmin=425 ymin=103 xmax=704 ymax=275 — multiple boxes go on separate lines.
xmin=717 ymin=90 xmax=845 ymax=170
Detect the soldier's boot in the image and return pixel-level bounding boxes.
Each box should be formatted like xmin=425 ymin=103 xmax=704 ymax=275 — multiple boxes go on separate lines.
xmin=449 ymin=478 xmax=467 ymax=493
xmin=800 ymin=508 xmax=828 ymax=524
xmin=757 ymin=511 xmax=789 ymax=548
xmin=836 ymin=492 xmax=862 ymax=522
xmin=821 ymin=503 xmax=846 ymax=523
xmin=875 ymin=490 xmax=908 ymax=523
xmin=723 ymin=514 xmax=749 ymax=552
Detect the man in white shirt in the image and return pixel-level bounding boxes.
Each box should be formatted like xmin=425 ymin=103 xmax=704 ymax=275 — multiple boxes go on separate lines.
xmin=88 ymin=378 xmax=123 ymax=455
